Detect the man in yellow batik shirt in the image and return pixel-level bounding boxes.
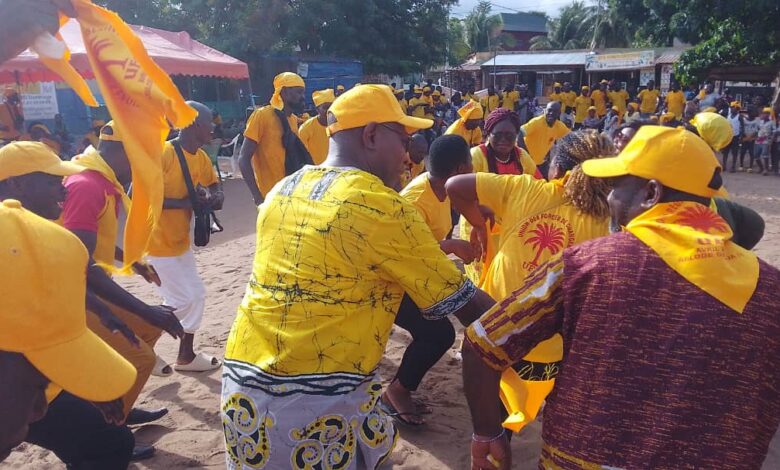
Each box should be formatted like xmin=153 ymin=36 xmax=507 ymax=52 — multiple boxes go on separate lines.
xmin=239 ymin=72 xmax=307 ymax=206
xmin=637 ymin=80 xmax=660 ymax=117
xmin=665 ymin=82 xmax=686 ymax=119
xmin=591 ymin=80 xmax=609 ymax=117
xmin=298 ymin=89 xmax=334 ymax=165
xmin=481 ymin=86 xmax=501 ymax=114
xmin=445 ymin=100 xmax=484 ymax=147
xmin=146 ymin=102 xmax=224 ymax=374
xmin=607 ymin=81 xmax=630 ymax=116
xmin=574 ymin=86 xmax=592 ymax=129
xmin=221 ymin=85 xmax=494 ymax=470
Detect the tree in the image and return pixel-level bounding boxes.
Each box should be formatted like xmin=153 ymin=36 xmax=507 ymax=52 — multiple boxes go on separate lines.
xmin=529 ymin=1 xmax=595 ymax=51
xmin=590 ymin=1 xmax=632 ymax=49
xmin=464 ymin=1 xmax=504 ymax=52
xmin=447 ymin=18 xmax=471 ymax=66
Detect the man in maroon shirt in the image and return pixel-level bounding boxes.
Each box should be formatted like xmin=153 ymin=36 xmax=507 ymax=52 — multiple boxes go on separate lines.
xmin=462 ymin=126 xmax=780 ymax=469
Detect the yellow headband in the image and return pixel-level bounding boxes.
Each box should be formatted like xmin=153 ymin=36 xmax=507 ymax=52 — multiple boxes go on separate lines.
xmin=271 ymin=72 xmax=305 ymax=110
xmin=312 ymin=89 xmax=335 ymax=107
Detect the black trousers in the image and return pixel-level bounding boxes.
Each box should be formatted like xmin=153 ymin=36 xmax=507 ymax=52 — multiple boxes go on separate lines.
xmin=723 ymin=137 xmax=740 ymax=170
xmin=393 ymin=295 xmax=456 ymax=391
xmin=740 ymin=141 xmax=758 ymax=170
xmin=26 ymin=392 xmax=134 ymax=470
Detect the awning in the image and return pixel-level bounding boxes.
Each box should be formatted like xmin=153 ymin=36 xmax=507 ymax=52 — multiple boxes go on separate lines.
xmin=0 ymin=19 xmax=250 ymax=83
xmin=655 ymin=48 xmax=687 ymax=65
xmin=484 ymin=51 xmax=590 ymax=68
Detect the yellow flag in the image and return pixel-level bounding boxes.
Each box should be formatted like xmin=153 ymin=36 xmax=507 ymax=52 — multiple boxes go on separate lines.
xmin=41 ymin=0 xmax=196 ymax=271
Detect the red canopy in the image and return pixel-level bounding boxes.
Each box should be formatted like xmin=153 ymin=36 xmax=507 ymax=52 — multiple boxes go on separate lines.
xmin=0 ymin=19 xmax=250 ymax=83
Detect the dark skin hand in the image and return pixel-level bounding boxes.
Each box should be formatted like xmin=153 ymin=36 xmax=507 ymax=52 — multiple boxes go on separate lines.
xmin=115 ymin=247 xmax=162 ymax=286
xmin=445 ymin=174 xmax=497 ymax=260
xmin=85 ymin=290 xmax=139 ymax=348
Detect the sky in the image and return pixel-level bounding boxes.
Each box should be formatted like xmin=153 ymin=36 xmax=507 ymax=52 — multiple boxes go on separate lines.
xmin=450 ymin=0 xmax=596 ymax=19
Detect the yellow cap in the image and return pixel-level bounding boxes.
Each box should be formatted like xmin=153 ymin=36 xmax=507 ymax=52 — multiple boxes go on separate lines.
xmin=423 ymin=86 xmax=432 ymax=92
xmin=763 ymin=107 xmax=773 ymax=113
xmin=458 ymin=100 xmax=484 ymax=121
xmin=413 ymin=86 xmax=422 ymax=93
xmin=327 ymin=85 xmax=433 ymax=135
xmin=271 ymin=72 xmax=305 ymax=110
xmin=659 ymin=112 xmax=676 ymax=124
xmin=582 ymin=126 xmax=722 ymax=198
xmin=587 ymin=106 xmax=596 ymax=111
xmin=553 ymin=82 xmax=562 ymax=87
xmin=611 ymin=105 xmax=619 ymax=112
xmin=312 ymin=89 xmax=335 ymax=107
xmin=600 ymin=79 xmax=609 ymax=84
xmin=0 ymin=141 xmax=84 ymax=182
xmin=581 ymin=85 xmax=589 ymax=90
xmin=99 ymin=120 xmax=123 ymax=142
xmin=730 ymin=101 xmax=741 ymax=109
xmin=702 ymin=106 xmax=717 ymax=113
xmin=0 ymin=200 xmax=137 ymax=402
xmin=394 ymin=88 xmax=404 ymax=96
xmin=628 ymin=102 xmax=638 ymax=110
xmin=690 ymin=112 xmax=733 ymax=151
xmin=432 ymin=90 xmax=441 ymax=96
xmin=336 ymin=85 xmax=345 ymax=91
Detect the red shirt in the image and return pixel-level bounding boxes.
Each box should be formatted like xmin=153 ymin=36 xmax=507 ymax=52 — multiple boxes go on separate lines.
xmin=62 ymin=170 xmax=120 ymax=233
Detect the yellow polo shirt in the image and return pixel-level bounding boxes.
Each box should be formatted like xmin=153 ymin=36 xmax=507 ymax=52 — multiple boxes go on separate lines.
xmin=638 ymin=88 xmax=660 ymax=114
xmin=481 ymin=95 xmax=500 ymax=114
xmin=591 ymin=89 xmax=607 ymax=116
xmin=298 ymin=116 xmax=329 ymax=165
xmin=147 ymin=142 xmax=218 ymax=257
xmin=574 ymin=95 xmax=592 ymax=124
xmin=400 ymin=172 xmax=452 ymax=241
xmin=521 ymin=116 xmax=571 ymax=164
xmin=608 ymin=89 xmax=630 ymax=115
xmin=666 ymin=90 xmax=686 ymax=119
xmin=560 ymin=91 xmax=577 ymax=109
xmin=244 ymin=105 xmax=299 ymax=196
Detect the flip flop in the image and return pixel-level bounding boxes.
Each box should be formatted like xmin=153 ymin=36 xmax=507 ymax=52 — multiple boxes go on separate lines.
xmin=151 ymin=355 xmax=173 ymax=377
xmin=379 ymin=397 xmax=425 ymax=426
xmin=413 ymin=398 xmax=433 ymax=415
xmin=173 ymin=352 xmax=222 ymax=372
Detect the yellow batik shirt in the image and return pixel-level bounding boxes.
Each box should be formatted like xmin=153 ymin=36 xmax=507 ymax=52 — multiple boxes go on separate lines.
xmin=225 ymin=166 xmax=475 ymax=378
xmin=400 ymin=172 xmax=452 ymax=241
xmin=298 ymin=116 xmax=329 ymax=165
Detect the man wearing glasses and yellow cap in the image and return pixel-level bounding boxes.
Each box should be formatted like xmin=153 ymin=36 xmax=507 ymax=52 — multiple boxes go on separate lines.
xmin=298 ymin=89 xmax=335 ymax=165
xmin=0 ymin=142 xmax=138 ymax=467
xmin=221 ymin=85 xmax=495 ymax=470
xmin=462 ymin=126 xmax=780 ymax=470
xmin=239 ymin=72 xmax=309 ymax=206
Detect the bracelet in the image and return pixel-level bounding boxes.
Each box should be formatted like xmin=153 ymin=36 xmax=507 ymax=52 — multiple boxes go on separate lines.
xmin=472 ymin=429 xmax=505 ymax=443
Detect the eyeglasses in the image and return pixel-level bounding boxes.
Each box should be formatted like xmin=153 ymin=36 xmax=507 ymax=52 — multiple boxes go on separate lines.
xmin=379 ymin=123 xmax=411 ymax=150
xmin=490 ymin=131 xmax=517 ymax=143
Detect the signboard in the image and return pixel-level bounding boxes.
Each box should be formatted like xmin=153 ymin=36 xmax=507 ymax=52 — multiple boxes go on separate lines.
xmin=585 ymin=51 xmax=655 ymax=71
xmin=19 ymin=82 xmax=59 ymax=120
xmin=660 ymin=64 xmax=674 ymax=92
xmin=640 ymin=67 xmax=655 ymax=86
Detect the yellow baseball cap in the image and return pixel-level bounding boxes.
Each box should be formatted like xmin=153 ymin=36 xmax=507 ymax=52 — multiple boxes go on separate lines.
xmin=458 ymin=100 xmax=484 ymax=121
xmin=327 ymin=84 xmax=433 ymax=135
xmin=729 ymin=101 xmax=741 ymax=109
xmin=690 ymin=112 xmax=733 ymax=151
xmin=99 ymin=120 xmax=123 ymax=142
xmin=0 ymin=141 xmax=83 ymax=182
xmin=423 ymin=86 xmax=432 ymax=92
xmin=432 ymin=90 xmax=441 ymax=96
xmin=0 ymin=200 xmax=136 ymax=402
xmin=413 ymin=86 xmax=422 ymax=93
xmin=553 ymin=82 xmax=562 ymax=87
xmin=611 ymin=105 xmax=619 ymax=112
xmin=762 ymin=107 xmax=773 ymax=113
xmin=587 ymin=106 xmax=596 ymax=111
xmin=336 ymin=85 xmax=345 ymax=91
xmin=582 ymin=126 xmax=723 ymax=198
xmin=581 ymin=85 xmax=590 ymax=90
xmin=312 ymin=89 xmax=335 ymax=107
xmin=628 ymin=102 xmax=638 ymax=110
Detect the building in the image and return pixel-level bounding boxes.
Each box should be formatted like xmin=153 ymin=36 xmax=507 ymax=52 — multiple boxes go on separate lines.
xmin=499 ymin=12 xmax=548 ymax=52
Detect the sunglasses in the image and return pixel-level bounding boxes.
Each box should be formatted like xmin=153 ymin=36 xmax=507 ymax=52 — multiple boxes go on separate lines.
xmin=490 ymin=131 xmax=517 ymax=142
xmin=379 ymin=123 xmax=411 ymax=150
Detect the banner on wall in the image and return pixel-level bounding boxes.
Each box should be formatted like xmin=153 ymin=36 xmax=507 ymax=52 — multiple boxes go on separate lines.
xmin=586 ymin=51 xmax=654 ymax=71
xmin=19 ymin=82 xmax=59 ymax=120
xmin=640 ymin=68 xmax=655 ymax=86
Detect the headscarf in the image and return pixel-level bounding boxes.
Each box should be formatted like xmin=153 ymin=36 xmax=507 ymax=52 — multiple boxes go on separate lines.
xmin=483 ymin=108 xmax=523 ymax=174
xmin=458 ymin=100 xmax=484 ymax=121
xmin=271 ymin=72 xmax=305 ymax=110
xmin=690 ymin=112 xmax=733 ymax=151
xmin=312 ymin=89 xmax=335 ymax=107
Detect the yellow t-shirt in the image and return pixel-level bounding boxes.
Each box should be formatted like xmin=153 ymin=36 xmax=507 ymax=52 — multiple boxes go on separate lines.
xmin=225 ymin=166 xmax=473 ymax=376
xmin=549 ymin=92 xmax=562 ymax=103
xmin=520 ymin=115 xmax=571 ymax=165
xmin=666 ymin=90 xmax=686 ymax=119
xmin=445 ymin=119 xmax=483 ymax=147
xmin=560 ymin=91 xmax=577 ymax=109
xmin=574 ymin=95 xmax=592 ymax=124
xmin=244 ymin=105 xmax=299 ymax=196
xmin=398 ymin=98 xmax=408 ymax=114
xmin=298 ymin=116 xmax=329 ymax=165
xmin=638 ymin=88 xmax=660 ymax=114
xmin=409 ymin=97 xmax=427 ymax=118
xmin=591 ymin=89 xmax=607 ymax=116
xmin=475 ymin=173 xmax=609 ymax=300
xmin=607 ymin=89 xmax=630 ymax=115
xmin=501 ymin=90 xmax=519 ymax=110
xmin=480 ymin=95 xmax=500 ymax=114
xmin=147 ymin=142 xmax=218 ymax=257
xmin=400 ymin=172 xmax=451 ymax=241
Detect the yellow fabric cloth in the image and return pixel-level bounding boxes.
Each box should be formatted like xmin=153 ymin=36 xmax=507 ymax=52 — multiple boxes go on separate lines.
xmin=244 ymin=105 xmax=300 ymax=196
xmin=400 ymin=172 xmax=452 ymax=241
xmin=458 ymin=100 xmax=484 ymax=121
xmin=559 ymin=91 xmax=577 ymax=109
xmin=312 ymin=89 xmax=335 ymax=107
xmin=298 ymin=116 xmax=329 ymax=165
xmin=445 ymin=119 xmax=483 ymax=147
xmin=480 ymin=95 xmax=500 ymax=114
xmin=40 ymin=0 xmax=197 ymax=272
xmin=665 ymin=90 xmax=686 ymax=119
xmin=147 ymin=142 xmax=218 ymax=257
xmin=225 ymin=167 xmax=471 ymax=376
xmin=626 ymin=202 xmax=758 ymax=313
xmin=574 ymin=95 xmax=592 ymax=124
xmin=270 ymin=72 xmax=305 ymax=110
xmin=638 ymin=88 xmax=660 ymax=114
xmin=591 ymin=89 xmax=607 ymax=116
xmin=521 ymin=116 xmax=571 ymax=165
xmin=459 ymin=145 xmax=538 ymax=286
xmin=408 ymin=97 xmax=427 ymax=118
xmin=501 ymin=90 xmax=519 ymax=110
xmin=71 ymin=150 xmax=131 ymax=269
xmin=691 ymin=112 xmax=734 ymax=151
xmin=608 ymin=89 xmax=630 ymax=115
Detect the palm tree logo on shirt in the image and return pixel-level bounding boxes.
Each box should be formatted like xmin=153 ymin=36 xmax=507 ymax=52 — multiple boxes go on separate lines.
xmin=525 ymin=222 xmax=566 ymax=268
xmin=674 ymin=205 xmax=729 ymax=234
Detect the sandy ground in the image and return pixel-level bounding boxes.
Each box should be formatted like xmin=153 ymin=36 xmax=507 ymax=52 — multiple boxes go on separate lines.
xmin=5 ymin=171 xmax=780 ymax=469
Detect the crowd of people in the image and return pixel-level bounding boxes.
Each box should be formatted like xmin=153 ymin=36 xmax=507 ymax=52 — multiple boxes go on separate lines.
xmin=2 ymin=3 xmax=780 ymax=470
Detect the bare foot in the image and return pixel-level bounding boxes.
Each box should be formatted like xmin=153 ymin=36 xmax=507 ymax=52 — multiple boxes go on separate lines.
xmin=382 ymin=379 xmax=425 ymax=425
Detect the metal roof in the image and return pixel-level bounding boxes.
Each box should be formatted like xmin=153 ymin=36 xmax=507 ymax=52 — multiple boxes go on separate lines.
xmin=500 ymin=12 xmax=548 ymax=34
xmin=655 ymin=48 xmax=688 ymax=64
xmin=485 ymin=51 xmax=591 ymax=67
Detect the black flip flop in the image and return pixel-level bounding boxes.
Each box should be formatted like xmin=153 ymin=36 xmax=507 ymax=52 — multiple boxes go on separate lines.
xmin=379 ymin=397 xmax=425 ymax=426
xmin=412 ymin=398 xmax=433 ymax=415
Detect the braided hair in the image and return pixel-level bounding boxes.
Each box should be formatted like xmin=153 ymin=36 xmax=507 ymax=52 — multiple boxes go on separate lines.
xmin=550 ymin=130 xmax=613 ymax=219
xmin=483 ymin=108 xmax=523 ymax=174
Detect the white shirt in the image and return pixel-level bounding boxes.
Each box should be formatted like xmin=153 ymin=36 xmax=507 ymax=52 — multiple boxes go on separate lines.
xmin=728 ymin=112 xmax=742 ymax=137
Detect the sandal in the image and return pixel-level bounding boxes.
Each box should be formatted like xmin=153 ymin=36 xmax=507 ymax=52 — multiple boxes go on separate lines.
xmin=379 ymin=397 xmax=425 ymax=426
xmin=413 ymin=398 xmax=433 ymax=415
xmin=151 ymin=355 xmax=173 ymax=377
xmin=173 ymin=352 xmax=222 ymax=372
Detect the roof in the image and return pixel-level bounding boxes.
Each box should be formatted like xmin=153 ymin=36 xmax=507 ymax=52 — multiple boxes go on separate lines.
xmin=500 ymin=12 xmax=548 ymax=34
xmin=0 ymin=19 xmax=250 ymax=83
xmin=487 ymin=50 xmax=591 ymax=67
xmin=655 ymin=48 xmax=688 ymax=64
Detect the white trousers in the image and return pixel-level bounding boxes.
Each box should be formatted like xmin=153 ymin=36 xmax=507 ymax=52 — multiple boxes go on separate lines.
xmin=147 ymin=250 xmax=207 ymax=334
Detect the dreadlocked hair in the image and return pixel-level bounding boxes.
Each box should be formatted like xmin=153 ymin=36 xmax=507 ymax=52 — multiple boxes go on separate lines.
xmin=551 ymin=130 xmax=613 ymax=219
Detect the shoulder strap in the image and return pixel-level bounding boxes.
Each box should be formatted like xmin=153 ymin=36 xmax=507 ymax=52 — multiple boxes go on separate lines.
xmin=172 ymin=139 xmax=200 ymax=210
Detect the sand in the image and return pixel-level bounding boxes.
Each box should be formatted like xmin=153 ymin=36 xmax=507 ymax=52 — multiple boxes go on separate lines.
xmin=5 ymin=171 xmax=780 ymax=469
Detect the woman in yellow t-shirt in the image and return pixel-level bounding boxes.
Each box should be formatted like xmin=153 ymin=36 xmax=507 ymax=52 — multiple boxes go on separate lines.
xmin=444 ymin=100 xmax=484 ymax=147
xmin=447 ymin=130 xmax=614 ymax=432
